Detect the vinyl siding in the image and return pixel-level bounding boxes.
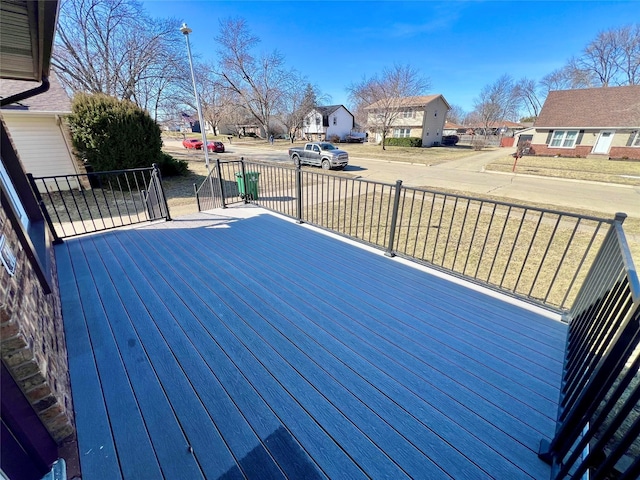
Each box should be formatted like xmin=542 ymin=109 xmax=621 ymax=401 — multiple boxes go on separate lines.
xmin=2 ymin=113 xmax=78 ymax=190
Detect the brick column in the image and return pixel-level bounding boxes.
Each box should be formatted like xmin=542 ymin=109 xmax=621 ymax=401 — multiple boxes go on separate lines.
xmin=0 ymin=206 xmax=74 ymax=443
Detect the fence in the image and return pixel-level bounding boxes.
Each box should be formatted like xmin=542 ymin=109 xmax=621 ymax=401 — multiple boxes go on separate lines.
xmin=28 ymin=164 xmax=170 ymax=243
xmin=198 ymin=159 xmax=613 ymax=311
xmin=539 ymin=216 xmax=640 ymax=479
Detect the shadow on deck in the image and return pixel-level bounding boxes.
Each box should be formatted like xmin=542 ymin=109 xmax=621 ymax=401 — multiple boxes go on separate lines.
xmin=57 ymin=208 xmax=566 ymax=479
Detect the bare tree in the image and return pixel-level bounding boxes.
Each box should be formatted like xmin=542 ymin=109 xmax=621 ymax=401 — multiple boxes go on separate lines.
xmin=53 ymin=0 xmax=188 ymax=120
xmin=445 ymin=104 xmax=466 ymax=124
xmin=512 ymin=78 xmax=543 ymax=118
xmin=279 ymin=82 xmax=329 ymax=141
xmin=347 ymin=64 xmax=430 ymax=150
xmin=194 ymin=63 xmax=233 ymax=137
xmin=472 ymin=75 xmax=520 ymax=136
xmin=215 ymin=17 xmax=295 ymax=138
xmin=614 ymin=24 xmax=640 ymax=85
xmin=551 ymin=24 xmax=640 ymax=89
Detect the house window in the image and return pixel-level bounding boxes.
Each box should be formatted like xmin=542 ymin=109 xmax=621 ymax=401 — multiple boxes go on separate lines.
xmin=402 ymin=110 xmax=413 ymax=118
xmin=550 ymin=130 xmax=578 ymax=148
xmin=632 ymin=131 xmax=640 ymax=147
xmin=393 ymin=128 xmax=411 ymax=138
xmin=0 ymin=159 xmax=29 ymax=229
xmin=315 ymin=116 xmax=321 ymax=126
xmin=333 ymin=116 xmax=337 ymax=125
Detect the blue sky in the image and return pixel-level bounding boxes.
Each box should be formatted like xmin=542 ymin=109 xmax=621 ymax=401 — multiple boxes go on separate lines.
xmin=142 ymin=0 xmax=638 ymax=114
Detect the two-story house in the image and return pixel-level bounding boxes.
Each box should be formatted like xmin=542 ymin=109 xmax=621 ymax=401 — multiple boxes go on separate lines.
xmin=365 ymin=95 xmax=450 ymax=147
xmin=302 ymin=105 xmax=355 ymax=142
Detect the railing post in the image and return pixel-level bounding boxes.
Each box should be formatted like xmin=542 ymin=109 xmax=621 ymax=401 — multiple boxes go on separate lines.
xmin=240 ymin=158 xmax=249 ymax=204
xmin=615 ymin=211 xmax=627 ymax=225
xmin=215 ymin=158 xmax=226 ymax=209
xmin=385 ymin=180 xmax=403 ymax=257
xmin=193 ymin=183 xmax=201 ymax=212
xmin=295 ymin=157 xmax=303 ymax=223
xmin=152 ymin=163 xmax=171 ymax=221
xmin=26 ymin=173 xmax=63 ymax=245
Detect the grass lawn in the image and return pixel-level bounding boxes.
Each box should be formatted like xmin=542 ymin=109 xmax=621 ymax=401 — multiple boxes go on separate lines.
xmin=486 ymin=155 xmax=640 ymax=186
xmin=334 ymin=143 xmax=481 ymax=165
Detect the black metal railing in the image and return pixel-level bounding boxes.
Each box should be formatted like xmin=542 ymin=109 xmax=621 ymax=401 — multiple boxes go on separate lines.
xmin=196 ymin=159 xmax=618 ymax=311
xmin=194 ymin=159 xmax=244 ymax=210
xmin=539 ymin=214 xmax=640 ymax=480
xmin=28 ymin=164 xmax=170 ymax=243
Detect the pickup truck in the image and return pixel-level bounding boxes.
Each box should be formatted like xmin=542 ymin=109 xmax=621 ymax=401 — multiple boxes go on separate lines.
xmin=288 ymin=142 xmax=349 ymax=170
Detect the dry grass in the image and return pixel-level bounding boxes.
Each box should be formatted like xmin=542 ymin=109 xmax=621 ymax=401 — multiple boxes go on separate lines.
xmin=486 ymin=155 xmax=640 ymax=185
xmin=299 ymin=179 xmax=610 ymax=309
xmin=334 ymin=143 xmax=481 ymax=165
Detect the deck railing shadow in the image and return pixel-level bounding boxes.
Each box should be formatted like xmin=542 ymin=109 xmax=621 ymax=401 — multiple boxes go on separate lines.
xmin=196 ymin=158 xmax=639 ymax=479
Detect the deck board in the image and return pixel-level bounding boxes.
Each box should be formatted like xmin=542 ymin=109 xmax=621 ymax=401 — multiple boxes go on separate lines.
xmin=57 ymin=209 xmax=567 ymax=479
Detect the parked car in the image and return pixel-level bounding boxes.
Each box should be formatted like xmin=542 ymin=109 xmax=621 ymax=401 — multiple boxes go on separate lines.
xmin=207 ymin=141 xmax=225 ymax=153
xmin=288 ymin=142 xmax=349 ymax=170
xmin=183 ymin=138 xmax=203 ymax=149
xmin=441 ymin=135 xmax=460 ymax=146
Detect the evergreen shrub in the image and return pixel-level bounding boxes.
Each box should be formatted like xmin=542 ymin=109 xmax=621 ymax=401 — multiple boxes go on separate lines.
xmin=384 ymin=137 xmax=422 ymax=147
xmin=67 ymin=93 xmax=185 ymax=175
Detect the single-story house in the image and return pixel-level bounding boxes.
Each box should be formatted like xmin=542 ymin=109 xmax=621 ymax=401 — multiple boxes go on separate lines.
xmin=516 ymin=85 xmax=640 ymax=160
xmin=365 ymin=95 xmax=450 ymax=147
xmin=0 ymin=71 xmax=82 ymax=189
xmin=443 ymin=121 xmax=465 ymax=136
xmin=302 ymin=105 xmax=355 ymax=142
xmin=465 ymin=120 xmax=527 ymax=137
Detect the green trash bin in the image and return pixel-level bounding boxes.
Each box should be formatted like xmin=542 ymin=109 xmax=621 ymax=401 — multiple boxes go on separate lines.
xmin=235 ymin=171 xmax=260 ymax=200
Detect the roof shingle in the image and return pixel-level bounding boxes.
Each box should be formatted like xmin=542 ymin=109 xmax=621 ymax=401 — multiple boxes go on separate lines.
xmin=365 ymin=95 xmax=447 ymax=110
xmin=534 ymin=85 xmax=640 ymax=128
xmin=0 ymin=71 xmax=71 ymax=113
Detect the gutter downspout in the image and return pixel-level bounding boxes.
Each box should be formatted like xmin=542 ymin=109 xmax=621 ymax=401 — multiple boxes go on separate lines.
xmin=0 ymin=76 xmax=50 ymax=106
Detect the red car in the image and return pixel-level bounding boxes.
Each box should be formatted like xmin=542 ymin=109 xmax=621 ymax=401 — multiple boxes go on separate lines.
xmin=182 ymin=138 xmax=203 ymax=149
xmin=207 ymin=141 xmax=225 ymax=153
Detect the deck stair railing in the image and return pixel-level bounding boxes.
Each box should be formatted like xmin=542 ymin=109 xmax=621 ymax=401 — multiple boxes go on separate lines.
xmin=194 ymin=159 xmax=245 ymax=211
xmin=539 ymin=214 xmax=640 ymax=480
xmin=198 ymin=159 xmax=616 ymax=311
xmin=28 ymin=164 xmax=170 ymax=243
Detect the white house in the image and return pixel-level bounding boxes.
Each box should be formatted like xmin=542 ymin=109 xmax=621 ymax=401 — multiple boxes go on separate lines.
xmin=0 ymin=72 xmax=81 ymax=189
xmin=365 ymin=95 xmax=450 ymax=147
xmin=302 ymin=105 xmax=355 ymax=142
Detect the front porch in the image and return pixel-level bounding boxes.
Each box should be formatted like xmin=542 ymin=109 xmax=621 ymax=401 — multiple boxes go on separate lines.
xmin=58 ymin=208 xmax=566 ymax=479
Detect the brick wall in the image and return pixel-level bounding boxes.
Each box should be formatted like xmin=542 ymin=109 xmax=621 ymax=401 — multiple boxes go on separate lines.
xmin=530 ymin=143 xmax=640 ymax=160
xmin=0 ymin=206 xmax=74 ymax=443
xmin=529 ymin=144 xmax=593 ymax=158
xmin=609 ymin=146 xmax=640 ymax=160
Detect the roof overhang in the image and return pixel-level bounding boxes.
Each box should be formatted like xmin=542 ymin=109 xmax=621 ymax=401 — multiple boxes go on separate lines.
xmin=0 ymin=0 xmax=60 ymax=81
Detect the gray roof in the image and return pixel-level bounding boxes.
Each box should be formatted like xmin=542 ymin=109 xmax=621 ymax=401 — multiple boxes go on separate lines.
xmin=0 ymin=71 xmax=71 ymax=113
xmin=535 ymin=85 xmax=640 ymax=128
xmin=313 ymin=105 xmax=353 ymax=118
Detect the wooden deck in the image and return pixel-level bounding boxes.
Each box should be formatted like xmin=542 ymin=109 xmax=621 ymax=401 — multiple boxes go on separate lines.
xmin=56 ymin=208 xmax=567 ymax=479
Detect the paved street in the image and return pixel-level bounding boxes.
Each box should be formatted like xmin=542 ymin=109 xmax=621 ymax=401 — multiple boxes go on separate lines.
xmin=216 ymin=142 xmax=640 ymax=219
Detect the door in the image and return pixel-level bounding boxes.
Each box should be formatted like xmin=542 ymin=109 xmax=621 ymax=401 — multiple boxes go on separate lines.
xmin=592 ymin=131 xmax=614 ymax=154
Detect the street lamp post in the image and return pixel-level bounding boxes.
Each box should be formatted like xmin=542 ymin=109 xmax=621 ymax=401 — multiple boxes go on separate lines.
xmin=180 ymin=23 xmax=211 ymax=172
